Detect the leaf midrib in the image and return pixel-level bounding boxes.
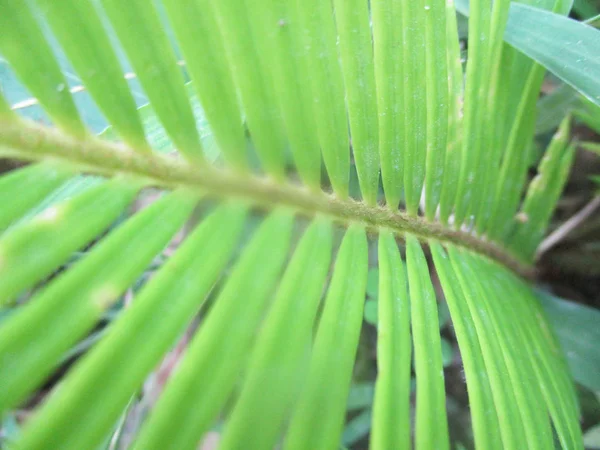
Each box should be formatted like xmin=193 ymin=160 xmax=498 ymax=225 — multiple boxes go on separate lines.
xmin=0 ymin=115 xmax=534 ymax=279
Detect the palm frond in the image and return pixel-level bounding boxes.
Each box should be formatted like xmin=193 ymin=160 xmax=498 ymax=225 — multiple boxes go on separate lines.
xmin=0 ymin=0 xmax=594 ymax=448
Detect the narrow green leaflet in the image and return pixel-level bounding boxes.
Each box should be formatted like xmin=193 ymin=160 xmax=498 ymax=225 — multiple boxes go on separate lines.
xmin=448 ymin=246 xmax=524 ymax=449
xmin=370 ymin=231 xmax=411 ymax=450
xmin=453 ymin=0 xmax=492 ymax=226
xmin=406 ymin=235 xmax=449 ymax=450
xmin=505 ymin=3 xmax=600 ymax=107
xmin=423 ymin=0 xmax=449 ymax=220
xmin=372 ymin=0 xmax=405 ymax=208
xmin=219 ymin=219 xmax=333 ymax=450
xmin=210 ymin=0 xmax=287 ymax=179
xmin=0 ymin=163 xmax=73 ymax=231
xmin=0 ymin=191 xmax=197 ymax=415
xmin=487 ymin=262 xmax=583 ymax=449
xmin=401 ymin=1 xmax=427 ymax=216
xmin=333 ymin=0 xmax=379 ymax=205
xmin=15 ymin=202 xmax=247 ymax=450
xmin=161 ymin=0 xmax=247 ymax=171
xmin=292 ymin=0 xmax=350 ymax=198
xmin=438 ymin=0 xmax=464 ymax=224
xmin=243 ymin=1 xmax=322 ymax=188
xmin=34 ymin=0 xmax=150 ymax=150
xmin=100 ymin=0 xmax=204 ymax=163
xmin=132 ymin=211 xmax=293 ymax=450
xmin=0 ymin=0 xmax=84 ymax=135
xmin=461 ymin=252 xmax=553 ymax=450
xmin=0 ymin=177 xmax=141 ymax=305
xmin=486 ymin=64 xmax=545 ymax=240
xmin=431 ymin=242 xmax=502 ymax=450
xmin=284 ymin=225 xmax=368 ymax=450
xmin=509 ymin=117 xmax=574 ymax=260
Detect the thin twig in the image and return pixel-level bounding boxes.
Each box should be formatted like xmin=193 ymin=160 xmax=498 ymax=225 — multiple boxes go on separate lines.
xmin=537 ymin=195 xmax=600 ymax=258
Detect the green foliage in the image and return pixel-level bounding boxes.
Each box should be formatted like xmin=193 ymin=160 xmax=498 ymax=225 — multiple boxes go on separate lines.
xmin=0 ymin=0 xmax=597 ymax=448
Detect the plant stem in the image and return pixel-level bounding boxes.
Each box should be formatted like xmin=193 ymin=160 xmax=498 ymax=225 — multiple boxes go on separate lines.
xmin=0 ymin=116 xmax=535 ymax=279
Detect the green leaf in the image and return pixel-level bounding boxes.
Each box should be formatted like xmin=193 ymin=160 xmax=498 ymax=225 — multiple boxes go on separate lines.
xmin=161 ymin=0 xmax=247 ymax=171
xmin=100 ymin=0 xmax=205 ymax=163
xmin=508 ymin=117 xmax=575 ymax=260
xmin=209 ymin=0 xmax=288 ymax=180
xmin=132 ymin=211 xmax=294 ymax=450
xmin=371 ymin=231 xmax=410 ymax=450
xmin=400 ymin=1 xmax=428 ymax=216
xmin=538 ymin=290 xmax=600 ymax=391
xmin=481 ymin=259 xmax=582 ymax=449
xmin=431 ymin=242 xmax=503 ymax=450
xmin=14 ymin=201 xmax=247 ymax=450
xmin=333 ymin=0 xmax=379 ymax=205
xmin=0 ymin=0 xmax=84 ymax=134
xmin=423 ymin=0 xmax=449 ymax=220
xmin=288 ymin=0 xmax=350 ymax=198
xmin=460 ymin=251 xmax=553 ymax=450
xmin=372 ymin=0 xmax=405 ymax=208
xmin=438 ymin=0 xmax=465 ymax=224
xmin=406 ymin=235 xmax=449 ymax=450
xmin=505 ymin=3 xmax=600 ymax=107
xmin=0 ymin=162 xmax=73 ymax=231
xmin=219 ymin=219 xmax=333 ymax=450
xmin=33 ymin=0 xmax=149 ymax=150
xmin=0 ymin=190 xmax=197 ymax=416
xmin=284 ymin=226 xmax=368 ymax=450
xmin=0 ymin=178 xmax=141 ymax=305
